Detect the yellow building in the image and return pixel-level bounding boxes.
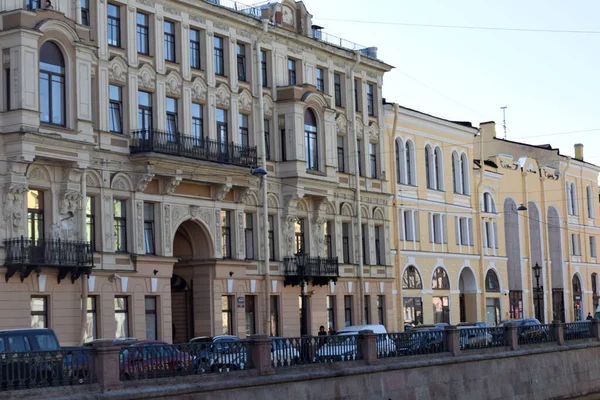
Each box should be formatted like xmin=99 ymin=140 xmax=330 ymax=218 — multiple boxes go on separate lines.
xmin=385 ymin=104 xmax=600 ymax=327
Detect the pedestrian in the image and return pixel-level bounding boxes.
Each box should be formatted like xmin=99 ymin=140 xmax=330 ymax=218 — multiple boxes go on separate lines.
xmin=318 ymin=325 xmax=327 ymax=336
xmin=328 ymin=326 xmax=336 ymax=335
xmin=587 ymin=312 xmax=593 ymax=320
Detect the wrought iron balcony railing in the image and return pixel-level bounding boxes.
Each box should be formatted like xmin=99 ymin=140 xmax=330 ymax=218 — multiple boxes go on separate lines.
xmin=283 ymin=254 xmax=339 ymax=286
xmin=130 ymin=130 xmax=258 ymax=169
xmin=4 ymin=236 xmax=93 ymax=283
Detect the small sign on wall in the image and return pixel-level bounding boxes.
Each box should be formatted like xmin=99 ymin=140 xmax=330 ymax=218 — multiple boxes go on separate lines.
xmin=237 ymin=296 xmax=245 ymax=308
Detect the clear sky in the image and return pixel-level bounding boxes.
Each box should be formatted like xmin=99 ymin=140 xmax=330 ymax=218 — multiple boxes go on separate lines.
xmin=282 ymin=0 xmax=599 ymax=163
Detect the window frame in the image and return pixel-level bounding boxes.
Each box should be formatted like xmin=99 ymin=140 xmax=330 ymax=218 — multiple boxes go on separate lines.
xmin=337 ymin=136 xmax=345 ymax=172
xmin=316 ymin=67 xmax=325 ymax=92
xmin=343 ymin=295 xmax=353 ymax=327
xmin=342 ymin=222 xmax=350 ymax=264
xmin=114 ymin=296 xmax=130 ymax=339
xmin=288 ymin=59 xmax=297 ymax=85
xmin=189 ymin=28 xmax=201 ymax=70
xmin=268 ymin=214 xmax=275 ymax=261
xmin=138 ymin=90 xmax=153 ymax=132
xmin=214 ymin=36 xmax=225 ymax=76
xmin=222 ymin=295 xmax=233 ymax=335
xmin=369 ymin=142 xmax=377 ymax=179
xmin=31 ymin=296 xmax=48 ymax=328
xmin=113 ymin=199 xmax=127 ymax=253
xmin=264 ymin=119 xmax=271 ymax=160
xmin=366 ymin=83 xmax=375 ymax=116
xmin=136 ymin=12 xmax=150 ymax=55
xmin=164 ymin=20 xmax=176 ymax=62
xmin=39 ymin=42 xmax=66 ymax=126
xmin=80 ymin=0 xmax=90 ymax=26
xmin=192 ymin=103 xmax=204 ymax=144
xmin=304 ymin=110 xmax=319 ymax=171
xmin=86 ymin=296 xmax=98 ymax=341
xmin=166 ymin=97 xmax=178 ymax=137
xmin=295 ymin=218 xmax=305 ymax=255
xmin=107 ymin=4 xmax=121 ymax=48
xmin=236 ymin=43 xmax=247 ymax=82
xmin=238 ymin=113 xmax=249 ymax=148
xmin=377 ymin=295 xmax=385 ymax=325
xmin=244 ymin=212 xmax=255 ymax=260
xmin=402 ymin=265 xmax=423 ymax=290
xmin=334 ymin=73 xmax=343 ymax=107
xmin=145 ymin=296 xmax=158 ymax=340
xmin=260 ymin=50 xmax=268 ymax=87
xmin=86 ymin=196 xmax=96 ymax=252
xmin=27 ymin=190 xmax=45 ymax=241
xmin=221 ymin=210 xmax=232 ymax=259
xmin=245 ymin=295 xmax=256 ymax=336
xmin=109 ymin=84 xmax=123 ymax=134
xmin=327 ymin=295 xmax=336 ymax=330
xmin=143 ymin=202 xmax=155 ymax=255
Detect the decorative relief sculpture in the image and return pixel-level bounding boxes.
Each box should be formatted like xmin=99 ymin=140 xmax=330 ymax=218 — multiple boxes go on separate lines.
xmin=335 ymin=113 xmax=347 ymax=134
xmin=108 ymin=56 xmax=127 ymax=84
xmin=282 ymin=215 xmax=298 ymax=256
xmin=103 ymin=194 xmax=113 ymax=251
xmin=136 ymin=201 xmax=144 ymax=252
xmin=238 ymin=89 xmax=253 ymax=114
xmin=135 ymin=173 xmax=155 ymax=192
xmin=3 ymin=183 xmax=28 ymax=237
xmin=165 ymin=71 xmax=182 ymax=96
xmin=213 ymin=183 xmax=232 ymax=201
xmin=191 ymin=77 xmax=208 ymax=102
xmin=263 ymin=95 xmax=274 ymax=118
xmin=138 ymin=64 xmax=156 ymax=90
xmin=215 ymin=84 xmax=231 ymax=108
xmin=162 ymin=177 xmax=181 ymax=195
xmin=164 ymin=204 xmax=172 ymax=253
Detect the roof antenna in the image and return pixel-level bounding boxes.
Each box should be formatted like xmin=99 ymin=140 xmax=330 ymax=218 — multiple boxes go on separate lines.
xmin=500 ymin=106 xmax=507 ymax=139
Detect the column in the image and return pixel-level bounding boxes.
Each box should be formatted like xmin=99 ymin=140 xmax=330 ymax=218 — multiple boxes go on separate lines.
xmin=154 ymin=14 xmax=165 ymax=74
xmin=181 ymin=20 xmax=191 ymax=80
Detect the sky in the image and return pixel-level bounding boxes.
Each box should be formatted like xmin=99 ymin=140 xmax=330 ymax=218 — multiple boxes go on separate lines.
xmin=271 ymin=0 xmax=600 ymax=162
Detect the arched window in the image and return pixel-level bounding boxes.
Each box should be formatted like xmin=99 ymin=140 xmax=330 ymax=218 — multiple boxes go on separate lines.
xmin=485 ymin=270 xmax=500 ymax=292
xmin=395 ymin=139 xmax=403 ymax=184
xmin=592 ymin=273 xmax=598 ymax=295
xmin=434 ymin=147 xmax=443 ymax=190
xmin=304 ymin=109 xmax=318 ymax=171
xmin=432 ymin=267 xmax=450 ymax=290
xmin=402 ymin=266 xmax=422 ymax=289
xmin=483 ymin=192 xmax=496 ymax=213
xmin=452 ymin=151 xmax=460 ymax=194
xmin=573 ymin=275 xmax=582 ymax=294
xmin=568 ymin=182 xmax=578 ymax=216
xmin=40 ymin=41 xmax=66 ymax=126
xmin=587 ymin=185 xmax=594 ymax=219
xmin=461 ymin=153 xmax=469 ymax=195
xmin=425 ymin=145 xmax=433 ymax=189
xmin=405 ymin=140 xmax=415 ymax=185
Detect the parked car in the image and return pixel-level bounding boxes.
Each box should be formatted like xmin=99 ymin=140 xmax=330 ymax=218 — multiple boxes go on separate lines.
xmin=500 ymin=318 xmax=546 ymax=341
xmin=120 ymin=340 xmax=193 ymax=380
xmin=457 ymin=326 xmax=492 ymax=349
xmin=270 ymin=337 xmax=300 ymax=365
xmin=189 ymin=335 xmax=246 ymax=372
xmin=564 ymin=320 xmax=592 ymax=340
xmin=395 ymin=327 xmax=445 ymax=355
xmin=314 ymin=324 xmax=396 ymax=361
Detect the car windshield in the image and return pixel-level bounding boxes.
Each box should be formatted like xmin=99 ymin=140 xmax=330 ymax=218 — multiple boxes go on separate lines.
xmin=35 ymin=333 xmax=59 ymax=350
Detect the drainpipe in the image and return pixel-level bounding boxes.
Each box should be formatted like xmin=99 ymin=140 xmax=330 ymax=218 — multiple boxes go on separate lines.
xmin=255 ymin=19 xmax=270 ymax=335
xmin=476 ymin=129 xmax=485 ymax=323
xmin=350 ymin=51 xmax=365 ymax=324
xmin=390 ymin=103 xmax=401 ymax=330
xmin=80 ymin=170 xmax=88 ymax=345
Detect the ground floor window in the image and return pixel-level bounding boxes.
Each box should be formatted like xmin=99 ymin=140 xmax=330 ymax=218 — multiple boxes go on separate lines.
xmin=509 ymin=290 xmax=523 ymax=320
xmin=145 ymin=296 xmax=157 ymax=340
xmin=270 ymin=295 xmax=280 ymax=337
xmin=432 ymin=296 xmax=450 ymax=324
xmin=485 ymin=297 xmax=501 ymax=326
xmin=327 ymin=295 xmax=336 ymax=330
xmin=245 ymin=295 xmax=256 ymax=337
xmin=86 ymin=296 xmax=98 ymax=341
xmin=222 ymin=295 xmax=233 ymax=335
xmin=344 ymin=295 xmax=353 ymax=327
xmin=377 ymin=295 xmax=385 ymax=325
xmin=403 ymin=297 xmax=423 ymax=326
xmin=31 ymin=296 xmax=48 ymax=328
xmin=115 ymin=296 xmax=129 ymax=338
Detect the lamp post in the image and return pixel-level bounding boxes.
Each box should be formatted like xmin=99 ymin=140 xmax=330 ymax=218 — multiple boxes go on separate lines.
xmin=532 ymin=262 xmax=543 ymax=322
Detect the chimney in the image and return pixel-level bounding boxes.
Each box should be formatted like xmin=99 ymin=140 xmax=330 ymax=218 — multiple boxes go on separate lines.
xmin=479 ymin=121 xmax=497 ymax=140
xmin=574 ymin=143 xmax=584 ymax=161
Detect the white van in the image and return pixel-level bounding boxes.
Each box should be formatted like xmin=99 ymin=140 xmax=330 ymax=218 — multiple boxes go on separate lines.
xmin=315 ymin=324 xmax=395 ymax=361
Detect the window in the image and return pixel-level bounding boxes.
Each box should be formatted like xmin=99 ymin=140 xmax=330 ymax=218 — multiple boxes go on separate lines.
xmin=264 ymin=119 xmax=271 ymax=160
xmin=366 ymin=83 xmax=375 ymax=116
xmin=403 ymin=297 xmax=423 ymax=325
xmin=483 ymin=192 xmax=496 ymax=213
xmin=114 ymin=296 xmax=129 ymax=338
xmin=166 ymin=97 xmax=178 ymax=137
xmin=222 ymin=295 xmax=233 ymax=335
xmin=270 ymin=295 xmax=279 ymax=336
xmin=27 ymin=0 xmax=41 ymax=9
xmin=334 ymin=73 xmax=342 ymax=107
xmin=354 ymin=79 xmax=360 ymax=112
xmin=260 ymin=50 xmax=268 ymax=87
xmin=364 ymin=295 xmax=370 ymax=324
xmin=482 ymin=220 xmax=498 ymax=249
xmin=281 ymin=128 xmax=287 ymax=161
xmin=5 ymin=67 xmax=10 ymax=112
xmin=85 ymin=296 xmax=97 ymax=342
xmin=455 ymin=216 xmax=473 ymax=246
xmin=344 ymin=295 xmax=353 ymax=327
xmin=327 ymin=296 xmax=336 ymax=330
xmin=245 ymin=213 xmax=254 ymax=260
xmin=430 ymin=213 xmax=446 ymax=244
xmin=221 ymin=210 xmax=231 ymax=259
xmin=245 ymin=295 xmax=255 ymax=336
xmin=214 ymin=36 xmax=225 ymax=76
xmin=377 ymin=296 xmax=385 ymax=325
xmin=136 ymin=12 xmax=149 ymax=55
xmin=588 ymin=186 xmax=594 ymax=219
xmin=357 ymin=139 xmax=363 ymax=176
xmin=190 ymin=29 xmax=201 ymax=69
xmin=425 ymin=145 xmax=443 ymax=190
xmin=109 ymin=85 xmax=123 ymax=133
xmin=461 ymin=154 xmax=469 ymax=195
xmin=268 ymin=215 xmax=275 ymax=261
xmin=361 ymin=224 xmax=367 ymax=265
xmin=369 ymin=142 xmax=377 ymax=178
xmin=591 ymin=236 xmax=597 ymax=258
xmin=113 ymin=199 xmax=127 ymax=252
xmin=239 ymin=114 xmax=249 ymax=148
xmin=342 ymin=222 xmax=350 ymax=264
xmin=337 ymin=136 xmax=345 ymax=172
xmin=432 ymin=267 xmax=450 ymax=290
xmin=86 ymin=196 xmax=96 ymax=251
xmin=402 ymin=266 xmax=422 ymax=289
xmin=138 ymin=91 xmax=152 ymax=131
xmin=568 ymin=182 xmax=578 ymax=216
xmin=107 ymin=4 xmax=121 ymax=47
xmin=401 ymin=210 xmax=419 ymax=242
xmin=216 ymin=108 xmax=228 ymax=150
xmin=374 ymin=226 xmax=383 ymax=265
xmin=452 ymin=152 xmax=462 ymax=194
xmin=288 ymin=59 xmax=296 ymax=85
xmin=192 ymin=103 xmax=203 ymax=144
xmin=145 ymin=297 xmax=157 ymax=340
xmin=164 ymin=21 xmax=176 ymax=62
xmin=571 ymin=233 xmax=581 ymax=256
xmin=316 ymin=68 xmax=324 ymax=92
xmin=432 ymin=296 xmax=450 ymax=324
xmin=31 ymin=297 xmax=48 ymax=328
xmin=304 ymin=109 xmax=318 ymax=170
xmin=324 ymin=220 xmax=333 ymax=259
xmin=405 ymin=141 xmax=415 ymax=185
xmin=27 ymin=190 xmax=44 ymax=240
xmin=509 ymin=291 xmax=523 ymax=319
xmin=295 ymin=218 xmax=305 ymax=254
xmin=144 ymin=202 xmax=155 ymax=255
xmin=81 ymin=0 xmax=90 ymax=26
xmin=40 ymin=42 xmax=65 ymax=126
xmin=485 ymin=270 xmax=500 ymax=292
xmin=236 ymin=43 xmax=246 ymax=82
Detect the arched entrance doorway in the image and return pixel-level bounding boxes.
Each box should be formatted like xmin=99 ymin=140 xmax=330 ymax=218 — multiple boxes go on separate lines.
xmin=171 ymin=219 xmax=214 ymax=343
xmin=572 ymin=275 xmax=583 ymax=321
xmin=459 ymin=267 xmax=478 ymax=323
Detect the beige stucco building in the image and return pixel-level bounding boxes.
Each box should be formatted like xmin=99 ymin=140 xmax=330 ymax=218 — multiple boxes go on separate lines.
xmin=0 ymin=0 xmax=395 ymax=345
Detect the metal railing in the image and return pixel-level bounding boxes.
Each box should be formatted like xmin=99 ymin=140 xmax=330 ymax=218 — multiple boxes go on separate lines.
xmin=517 ymin=324 xmax=555 ymax=345
xmin=203 ymin=0 xmax=271 ymax=18
xmin=564 ymin=321 xmax=592 ymax=341
xmin=270 ymin=335 xmax=359 ymax=367
xmin=459 ymin=327 xmax=507 ymax=350
xmin=119 ymin=342 xmax=249 ymax=381
xmin=283 ymin=255 xmax=339 ymax=278
xmin=4 ymin=237 xmax=93 ymax=267
xmin=130 ymin=130 xmax=258 ymax=169
xmin=312 ymin=30 xmax=366 ymax=52
xmin=0 ymin=348 xmax=94 ymax=390
xmin=381 ymin=330 xmax=446 ymax=358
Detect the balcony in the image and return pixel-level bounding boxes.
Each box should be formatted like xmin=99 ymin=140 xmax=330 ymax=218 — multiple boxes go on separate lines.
xmin=130 ymin=130 xmax=258 ymax=169
xmin=283 ymin=254 xmax=339 ymax=287
xmin=4 ymin=237 xmax=93 ymax=283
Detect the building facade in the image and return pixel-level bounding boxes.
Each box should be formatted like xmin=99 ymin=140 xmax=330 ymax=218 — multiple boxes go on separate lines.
xmin=0 ymin=0 xmax=393 ymax=345
xmin=386 ymin=104 xmax=600 ymax=327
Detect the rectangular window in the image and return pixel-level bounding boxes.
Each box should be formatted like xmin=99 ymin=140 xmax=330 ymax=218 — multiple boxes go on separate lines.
xmin=164 ymin=20 xmax=176 ymax=62
xmin=239 ymin=114 xmax=249 ymax=148
xmin=344 ymin=295 xmax=353 ymax=327
xmin=264 ymin=119 xmax=271 ymax=160
xmin=107 ymin=4 xmax=121 ymax=47
xmin=113 ymin=199 xmax=127 ymax=252
xmin=189 ymin=29 xmax=201 ymax=69
xmin=85 ymin=296 xmax=97 ymax=342
xmin=403 ymin=210 xmax=418 ymax=242
xmin=268 ymin=215 xmax=275 ymax=261
xmin=166 ymin=97 xmax=178 ymax=138
xmin=432 ymin=296 xmax=450 ymax=324
xmin=114 ymin=296 xmax=129 ymax=338
xmin=145 ymin=297 xmax=157 ymax=340
xmin=136 ymin=12 xmax=149 ymax=55
xmin=364 ymin=295 xmax=370 ymax=325
xmin=270 ymin=295 xmax=279 ymax=336
xmin=337 ymin=136 xmax=345 ymax=172
xmin=222 ymin=295 xmax=233 ymax=335
xmin=403 ymin=297 xmax=423 ymax=325
xmin=288 ymin=59 xmax=296 ymax=85
xmin=5 ymin=68 xmax=10 ymax=112
xmin=31 ymin=296 xmax=48 ymax=328
xmin=192 ymin=103 xmax=203 ymax=144
xmin=354 ymin=78 xmax=360 ymax=112
xmin=375 ymin=226 xmax=383 ymax=265
xmin=27 ymin=0 xmax=42 ymax=9
xmin=305 ymin=122 xmax=318 ymax=171
xmin=316 ymin=68 xmax=324 ymax=92
xmin=431 ymin=213 xmax=444 ymax=244
xmin=144 ymin=202 xmax=155 ymax=255
xmin=377 ymin=295 xmax=385 ymax=325
xmin=591 ymin=236 xmax=597 ymax=258
xmin=327 ymin=295 xmax=336 ymax=330
xmin=81 ymin=0 xmax=90 ymax=26
xmin=366 ymin=83 xmax=375 ymax=116
xmin=357 ymin=139 xmax=363 ymax=176
xmin=361 ymin=224 xmax=367 ymax=265
xmin=245 ymin=295 xmax=256 ymax=336
xmin=216 ymin=108 xmax=228 ymax=150
xmin=138 ymin=90 xmax=152 ymax=131
xmin=214 ymin=36 xmax=225 ymax=76
xmin=27 ymin=190 xmax=44 ymax=240
xmin=369 ymin=142 xmax=377 ymax=178
xmin=342 ymin=222 xmax=350 ymax=263
xmin=324 ymin=220 xmax=332 ymax=259
xmin=295 ymin=218 xmax=305 ymax=254
xmin=109 ymin=85 xmax=123 ymax=133
xmin=260 ymin=50 xmax=268 ymax=87
xmin=245 ymin=213 xmax=254 ymax=260
xmin=509 ymin=291 xmax=523 ymax=319
xmin=334 ymin=73 xmax=342 ymax=107
xmin=571 ymin=233 xmax=581 ymax=256
xmin=86 ymin=196 xmax=96 ymax=251
xmin=221 ymin=210 xmax=231 ymax=259
xmin=281 ymin=128 xmax=287 ymax=161
xmin=236 ymin=43 xmax=247 ymax=82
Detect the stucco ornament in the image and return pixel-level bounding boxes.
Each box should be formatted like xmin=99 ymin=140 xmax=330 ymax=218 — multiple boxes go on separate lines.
xmin=4 ymin=183 xmax=28 ymax=236
xmin=162 ymin=177 xmax=182 ymax=195
xmin=109 ymin=56 xmax=127 ymax=83
xmin=165 ymin=72 xmax=182 ymax=96
xmin=263 ymin=95 xmax=274 ymax=118
xmin=215 ymin=84 xmax=231 ymax=108
xmin=138 ymin=64 xmax=156 ymax=90
xmin=164 ymin=204 xmax=172 ymax=253
xmin=335 ymin=114 xmax=347 ymax=134
xmin=368 ymin=122 xmax=380 ymax=141
xmin=135 ymin=173 xmax=155 ymax=192
xmin=214 ymin=183 xmax=232 ymax=201
xmin=136 ymin=201 xmax=144 ymax=251
xmin=238 ymin=89 xmax=253 ymax=114
xmin=191 ymin=77 xmax=208 ymax=102
xmin=59 ymin=190 xmax=82 ymax=216
xmin=282 ymin=215 xmax=298 ymax=256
